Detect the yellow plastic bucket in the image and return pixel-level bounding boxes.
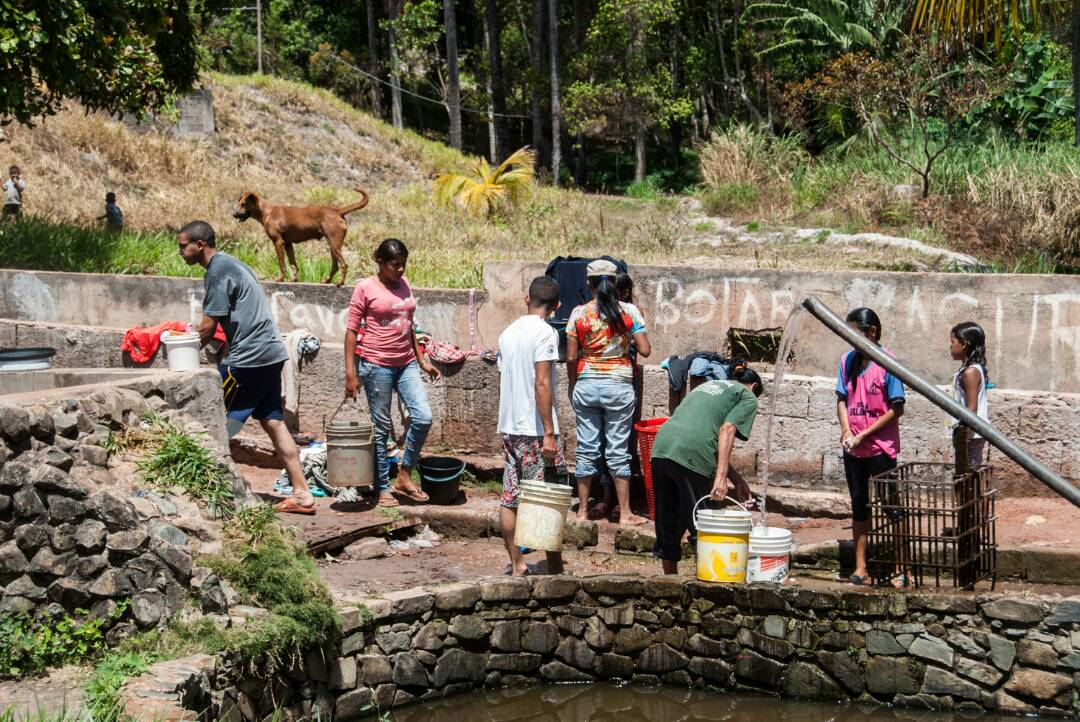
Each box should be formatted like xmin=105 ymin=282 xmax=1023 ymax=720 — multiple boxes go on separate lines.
xmin=694 ymin=496 xmax=752 ymax=583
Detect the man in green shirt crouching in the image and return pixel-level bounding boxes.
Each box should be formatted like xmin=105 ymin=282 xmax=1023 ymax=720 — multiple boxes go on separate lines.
xmin=650 ymin=366 xmax=763 ymax=574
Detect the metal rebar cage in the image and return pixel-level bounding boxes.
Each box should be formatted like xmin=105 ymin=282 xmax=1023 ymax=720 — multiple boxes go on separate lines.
xmin=868 ymin=462 xmax=997 ymax=590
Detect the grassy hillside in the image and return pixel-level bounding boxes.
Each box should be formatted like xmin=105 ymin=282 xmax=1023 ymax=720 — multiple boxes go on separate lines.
xmin=0 ymin=73 xmax=954 ymax=287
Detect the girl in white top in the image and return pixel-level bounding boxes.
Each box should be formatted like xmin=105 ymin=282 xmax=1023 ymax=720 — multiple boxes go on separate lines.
xmin=950 ymin=321 xmax=990 ymax=468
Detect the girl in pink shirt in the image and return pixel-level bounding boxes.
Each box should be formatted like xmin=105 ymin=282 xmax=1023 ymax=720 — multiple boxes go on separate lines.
xmin=344 ymin=239 xmax=441 ymax=507
xmin=836 ymin=307 xmax=905 ymax=586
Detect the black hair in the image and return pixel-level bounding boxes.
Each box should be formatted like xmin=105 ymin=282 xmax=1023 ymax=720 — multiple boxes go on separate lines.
xmin=179 ymin=220 xmax=216 ymax=247
xmin=615 ymin=272 xmax=634 ymax=304
xmin=587 ymin=274 xmax=628 ymax=336
xmin=8 ymin=166 xmax=18 ymax=173
xmin=528 ymin=276 xmax=560 ymax=311
xmin=952 ymin=321 xmax=988 ymax=384
xmin=729 ymin=361 xmax=764 ymax=397
xmin=843 ymin=307 xmax=882 ymax=393
xmin=106 ymin=192 xmax=116 ymax=202
xmin=374 ymin=238 xmax=408 ymax=263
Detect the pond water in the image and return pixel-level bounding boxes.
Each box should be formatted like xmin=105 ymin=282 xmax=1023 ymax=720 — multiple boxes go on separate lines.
xmin=389 ymin=684 xmax=1016 ymax=722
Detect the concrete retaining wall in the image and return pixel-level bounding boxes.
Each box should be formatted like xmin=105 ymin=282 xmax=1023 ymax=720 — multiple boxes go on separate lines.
xmin=482 ymin=261 xmax=1080 ymax=394
xmin=122 ymin=575 xmax=1080 ymax=720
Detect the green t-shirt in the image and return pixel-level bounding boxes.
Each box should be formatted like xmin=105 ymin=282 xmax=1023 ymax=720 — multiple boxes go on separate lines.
xmin=651 ymin=380 xmax=759 ymax=479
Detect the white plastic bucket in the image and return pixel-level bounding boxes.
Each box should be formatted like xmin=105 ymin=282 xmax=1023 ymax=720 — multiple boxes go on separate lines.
xmin=695 ymin=496 xmax=752 ymax=583
xmin=747 ymin=526 xmax=794 ymax=583
xmin=515 ymin=481 xmax=572 ymax=552
xmin=160 ymin=331 xmax=201 ymax=372
xmin=326 ymin=420 xmax=375 ymax=488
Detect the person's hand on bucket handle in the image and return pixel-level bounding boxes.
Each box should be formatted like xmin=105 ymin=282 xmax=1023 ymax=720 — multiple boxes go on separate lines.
xmin=344 ymin=376 xmax=359 ymax=400
xmin=541 ymin=432 xmax=558 ymax=459
xmin=711 ymin=476 xmax=732 ymax=501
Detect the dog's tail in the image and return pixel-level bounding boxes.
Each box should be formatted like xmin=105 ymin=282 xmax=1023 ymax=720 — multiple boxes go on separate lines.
xmin=336 ymin=188 xmax=370 ymax=217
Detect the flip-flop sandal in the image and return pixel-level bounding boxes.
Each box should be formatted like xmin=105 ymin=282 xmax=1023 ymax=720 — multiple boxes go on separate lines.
xmin=274 ymin=498 xmax=316 ymax=515
xmin=393 ymin=486 xmax=429 ymax=502
xmin=849 ymin=574 xmax=865 ymax=586
xmin=291 ymin=431 xmax=316 ymax=445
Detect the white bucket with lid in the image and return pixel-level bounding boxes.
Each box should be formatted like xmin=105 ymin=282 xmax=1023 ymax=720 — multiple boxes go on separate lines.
xmin=160 ymin=331 xmax=201 ymax=372
xmin=515 ymin=481 xmax=572 ymax=552
xmin=695 ymin=496 xmax=753 ymax=583
xmin=746 ymin=526 xmax=795 ymax=583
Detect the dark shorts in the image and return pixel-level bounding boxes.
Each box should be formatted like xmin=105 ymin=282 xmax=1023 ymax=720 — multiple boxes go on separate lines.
xmin=651 ymin=457 xmax=714 ymax=562
xmin=843 ymin=453 xmax=897 ymax=522
xmin=219 ymin=361 xmax=284 ymax=424
xmin=3 ymin=204 xmax=20 ymax=217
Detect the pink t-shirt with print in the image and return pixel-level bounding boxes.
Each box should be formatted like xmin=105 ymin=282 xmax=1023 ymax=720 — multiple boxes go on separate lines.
xmin=346 ymin=276 xmax=417 ymax=367
xmin=837 ymin=349 xmax=905 ymax=459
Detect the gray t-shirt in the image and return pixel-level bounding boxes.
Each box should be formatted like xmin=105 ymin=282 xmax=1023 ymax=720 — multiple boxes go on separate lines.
xmin=3 ymin=179 xmax=25 ymax=205
xmin=203 ymin=252 xmax=287 ymax=368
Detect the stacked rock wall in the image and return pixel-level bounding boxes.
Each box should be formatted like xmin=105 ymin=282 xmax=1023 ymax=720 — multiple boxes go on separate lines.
xmin=125 ymin=575 xmax=1080 ymax=720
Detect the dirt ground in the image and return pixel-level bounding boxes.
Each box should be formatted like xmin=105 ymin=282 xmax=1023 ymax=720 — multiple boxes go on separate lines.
xmin=0 ymin=666 xmax=85 ymax=721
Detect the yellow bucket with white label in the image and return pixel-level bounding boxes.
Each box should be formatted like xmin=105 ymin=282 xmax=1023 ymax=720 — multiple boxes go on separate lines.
xmin=694 ymin=496 xmax=752 ymax=583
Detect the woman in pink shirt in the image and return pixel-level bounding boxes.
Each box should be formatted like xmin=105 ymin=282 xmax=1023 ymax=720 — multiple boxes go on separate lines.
xmin=344 ymin=239 xmax=441 ymax=506
xmin=836 ymin=307 xmax=905 ymax=586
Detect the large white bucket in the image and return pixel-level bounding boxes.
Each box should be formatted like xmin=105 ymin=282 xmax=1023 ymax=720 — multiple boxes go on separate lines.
xmin=326 ymin=419 xmax=375 ymax=488
xmin=747 ymin=526 xmax=794 ymax=583
xmin=160 ymin=331 xmax=201 ymax=372
xmin=695 ymin=496 xmax=752 ymax=583
xmin=515 ymin=481 xmax=572 ymax=552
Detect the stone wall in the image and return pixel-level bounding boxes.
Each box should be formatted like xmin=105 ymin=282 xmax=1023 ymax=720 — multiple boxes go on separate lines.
xmin=482 ymin=261 xmax=1080 ymax=394
xmin=123 ymin=575 xmax=1080 ymax=720
xmin=0 ymin=369 xmax=246 ymax=625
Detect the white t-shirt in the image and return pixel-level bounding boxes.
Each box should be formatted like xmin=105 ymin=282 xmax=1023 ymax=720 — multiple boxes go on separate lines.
xmin=497 ymin=314 xmax=560 ymax=436
xmin=3 ymin=178 xmax=25 ymax=205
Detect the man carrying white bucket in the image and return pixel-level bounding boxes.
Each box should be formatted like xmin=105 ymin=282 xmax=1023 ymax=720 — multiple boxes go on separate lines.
xmin=649 ymin=367 xmax=764 ymax=574
xmin=496 ymin=276 xmax=566 ymax=576
xmin=177 ymin=220 xmax=314 ymax=516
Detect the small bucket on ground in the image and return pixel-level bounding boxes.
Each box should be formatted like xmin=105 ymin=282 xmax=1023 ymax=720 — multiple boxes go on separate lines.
xmin=694 ymin=496 xmax=752 ymax=583
xmin=325 ymin=419 xmax=375 ymax=489
xmin=418 ymin=456 xmax=467 ymax=504
xmin=746 ymin=526 xmax=794 ymax=583
xmin=515 ymin=481 xmax=573 ymax=552
xmin=160 ymin=331 xmax=201 ymax=372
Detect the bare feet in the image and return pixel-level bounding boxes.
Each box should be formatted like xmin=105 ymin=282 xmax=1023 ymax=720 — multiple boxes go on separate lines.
xmin=378 ymin=491 xmax=400 ymax=507
xmin=619 ymin=513 xmax=649 ymax=527
xmin=574 ymin=511 xmax=588 ymax=524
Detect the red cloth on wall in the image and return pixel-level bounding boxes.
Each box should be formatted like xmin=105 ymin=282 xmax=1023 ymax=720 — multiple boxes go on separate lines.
xmin=121 ymin=321 xmax=225 ymax=364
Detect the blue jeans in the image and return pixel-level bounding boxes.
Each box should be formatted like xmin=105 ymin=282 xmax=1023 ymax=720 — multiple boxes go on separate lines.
xmin=357 ymin=358 xmax=433 ymax=492
xmin=572 ymin=377 xmax=635 ymax=480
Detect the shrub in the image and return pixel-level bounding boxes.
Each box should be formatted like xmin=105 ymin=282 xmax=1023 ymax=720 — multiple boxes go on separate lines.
xmin=698 ymin=125 xmax=807 ymax=190
xmin=0 ymin=604 xmax=126 ymax=678
xmin=700 ymin=182 xmax=760 ymax=215
xmin=135 ymin=414 xmax=235 ymax=518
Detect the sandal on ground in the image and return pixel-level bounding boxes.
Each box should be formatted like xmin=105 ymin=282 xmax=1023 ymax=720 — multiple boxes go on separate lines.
xmin=291 ymin=431 xmax=316 ymax=445
xmin=587 ymin=503 xmax=611 ymax=521
xmin=849 ymin=574 xmax=866 ymax=586
xmin=392 ymin=484 xmax=429 ymax=502
xmin=274 ymin=497 xmax=316 ymax=515
xmin=377 ymin=492 xmax=401 ymax=508
xmin=890 ymin=574 xmax=909 ymax=589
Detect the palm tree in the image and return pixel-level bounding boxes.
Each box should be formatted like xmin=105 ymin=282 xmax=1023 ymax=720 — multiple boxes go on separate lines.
xmin=444 ymin=0 xmax=463 ymax=150
xmin=434 ymin=147 xmax=537 ymax=217
xmin=485 ymin=0 xmax=510 ymax=162
xmin=744 ymin=0 xmax=879 ymax=59
xmin=549 ymin=0 xmax=562 ymax=185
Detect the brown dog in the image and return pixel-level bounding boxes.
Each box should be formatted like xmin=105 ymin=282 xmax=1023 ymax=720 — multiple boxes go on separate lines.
xmin=233 ymin=188 xmax=369 ymax=285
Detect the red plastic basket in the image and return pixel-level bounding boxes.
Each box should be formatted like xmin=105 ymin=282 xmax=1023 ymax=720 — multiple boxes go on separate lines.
xmin=634 ymin=417 xmax=669 ymax=520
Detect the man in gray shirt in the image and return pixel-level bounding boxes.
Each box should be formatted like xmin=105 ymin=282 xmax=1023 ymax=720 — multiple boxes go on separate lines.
xmin=178 ymin=220 xmax=315 ymax=515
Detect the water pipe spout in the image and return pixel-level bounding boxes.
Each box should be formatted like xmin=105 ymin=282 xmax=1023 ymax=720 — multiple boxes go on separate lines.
xmin=801 ymin=295 xmax=1080 ymax=508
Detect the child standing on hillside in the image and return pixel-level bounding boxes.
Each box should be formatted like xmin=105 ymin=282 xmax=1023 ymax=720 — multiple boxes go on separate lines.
xmin=3 ymin=165 xmax=26 ymax=221
xmin=836 ymin=307 xmax=905 ymax=586
xmin=950 ymin=321 xmax=990 ymax=468
xmin=97 ymin=192 xmax=124 ymax=231
xmin=497 ymin=276 xmax=565 ymax=576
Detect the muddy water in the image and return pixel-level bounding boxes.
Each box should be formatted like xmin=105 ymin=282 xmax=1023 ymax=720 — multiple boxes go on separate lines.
xmin=390 ymin=684 xmax=1015 ymax=721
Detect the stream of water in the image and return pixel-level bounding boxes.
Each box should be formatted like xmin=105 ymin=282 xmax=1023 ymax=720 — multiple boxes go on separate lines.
xmin=757 ymin=305 xmax=805 ymax=526
xmin=389 ymin=684 xmax=1017 ymax=721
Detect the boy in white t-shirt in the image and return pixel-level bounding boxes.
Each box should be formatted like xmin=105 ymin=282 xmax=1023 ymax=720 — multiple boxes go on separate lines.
xmin=497 ymin=275 xmax=565 ymax=576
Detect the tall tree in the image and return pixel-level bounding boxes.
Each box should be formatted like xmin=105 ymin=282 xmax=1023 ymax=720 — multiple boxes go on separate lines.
xmin=0 ymin=0 xmax=205 ymax=124
xmin=366 ymin=0 xmax=384 ymax=117
xmin=485 ymin=0 xmax=511 ymax=161
xmin=1074 ymin=0 xmax=1080 ymax=145
xmin=444 ymin=0 xmax=463 ymax=149
xmin=549 ymin=0 xmax=562 ymax=184
xmin=530 ymin=0 xmax=547 ymax=167
xmin=386 ymin=0 xmax=404 ymax=128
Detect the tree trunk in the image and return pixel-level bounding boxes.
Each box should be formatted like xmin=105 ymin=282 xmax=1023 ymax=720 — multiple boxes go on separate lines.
xmin=531 ymin=0 xmax=547 ymax=168
xmin=387 ymin=0 xmax=403 ymax=129
xmin=485 ymin=0 xmax=510 ymax=162
xmin=444 ymin=0 xmax=463 ymax=150
xmin=366 ymin=0 xmax=383 ymax=118
xmin=548 ymin=0 xmax=561 ymax=185
xmin=634 ymin=121 xmax=646 ymax=183
xmin=1074 ymin=0 xmax=1080 ymax=145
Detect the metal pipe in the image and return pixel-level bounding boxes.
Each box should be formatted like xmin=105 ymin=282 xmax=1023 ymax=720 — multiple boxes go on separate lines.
xmin=801 ymin=295 xmax=1080 ymax=508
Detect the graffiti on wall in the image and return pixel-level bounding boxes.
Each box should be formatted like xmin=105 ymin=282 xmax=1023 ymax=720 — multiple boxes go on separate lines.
xmin=642 ymin=275 xmax=1080 ymax=391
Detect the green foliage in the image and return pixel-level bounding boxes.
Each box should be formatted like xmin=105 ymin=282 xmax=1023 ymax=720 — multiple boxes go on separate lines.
xmin=0 ymin=604 xmax=126 ymax=678
xmin=993 ymin=34 xmax=1074 ymax=140
xmin=0 ymin=702 xmax=81 ymax=722
xmin=625 ymin=178 xmax=664 ymax=200
xmin=434 ymin=147 xmax=536 ymax=218
xmin=745 ymin=0 xmax=879 ymax=60
xmin=136 ymin=414 xmax=235 ymax=518
xmin=224 ymin=503 xmax=279 ymax=545
xmin=83 ymin=652 xmax=152 ymax=722
xmin=701 ymin=183 xmax=761 ymax=214
xmin=0 ymin=0 xmax=205 ymax=124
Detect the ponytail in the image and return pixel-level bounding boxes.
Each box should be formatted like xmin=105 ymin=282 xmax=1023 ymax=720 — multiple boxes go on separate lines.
xmin=588 ymin=276 xmax=628 ymax=336
xmin=952 ymin=321 xmax=988 ymax=386
xmin=844 ymin=307 xmax=882 ymax=393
